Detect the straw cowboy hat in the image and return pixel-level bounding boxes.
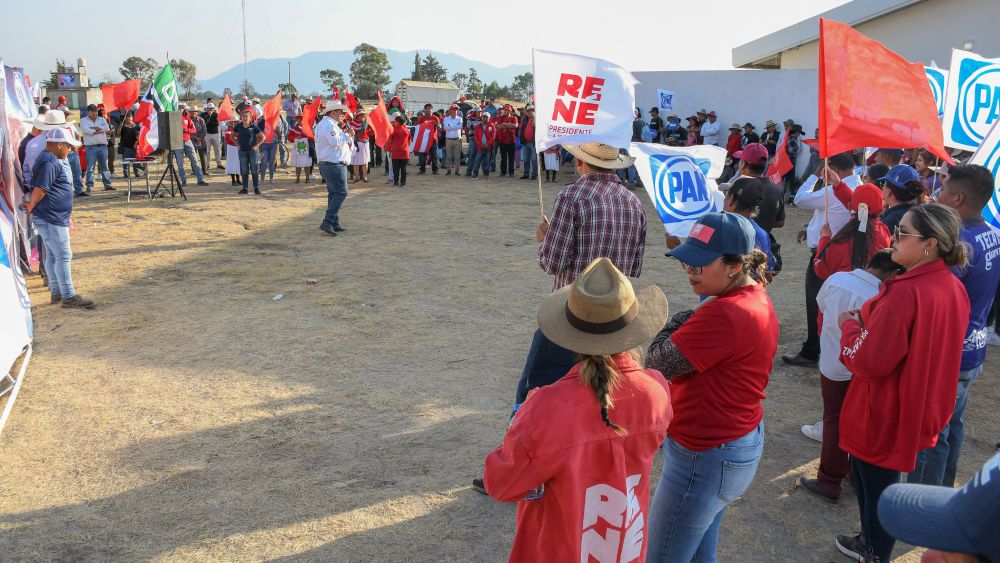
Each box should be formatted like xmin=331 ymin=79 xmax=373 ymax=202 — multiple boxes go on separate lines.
xmin=321 ymin=100 xmax=349 ymax=114
xmin=563 ymin=142 xmax=635 ymax=170
xmin=537 ymin=258 xmax=668 ymax=355
xmin=26 ymin=110 xmax=76 ymax=130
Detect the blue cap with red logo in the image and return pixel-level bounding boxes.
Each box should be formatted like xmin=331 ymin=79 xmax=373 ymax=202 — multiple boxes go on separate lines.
xmin=879 ymin=164 xmax=921 ymax=190
xmin=665 ymin=212 xmax=755 ymax=266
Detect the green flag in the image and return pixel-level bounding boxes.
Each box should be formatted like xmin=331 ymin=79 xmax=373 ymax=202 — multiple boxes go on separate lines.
xmin=149 ymin=64 xmax=179 ymax=111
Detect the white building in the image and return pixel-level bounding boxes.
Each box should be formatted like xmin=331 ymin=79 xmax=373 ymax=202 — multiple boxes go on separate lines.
xmin=393 ymin=80 xmax=460 ymax=115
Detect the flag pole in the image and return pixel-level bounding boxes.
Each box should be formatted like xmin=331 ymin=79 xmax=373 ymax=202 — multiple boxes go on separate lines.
xmin=823 ymin=157 xmax=829 ymax=225
xmin=537 ymin=152 xmax=544 ymax=218
xmin=532 ymin=48 xmax=543 ymax=219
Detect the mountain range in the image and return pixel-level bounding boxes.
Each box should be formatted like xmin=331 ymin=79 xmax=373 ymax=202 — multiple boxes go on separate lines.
xmin=199 ymin=48 xmax=531 ymax=96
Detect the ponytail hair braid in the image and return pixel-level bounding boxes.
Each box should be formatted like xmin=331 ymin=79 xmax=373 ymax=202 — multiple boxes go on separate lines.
xmin=579 ymin=354 xmax=629 ymax=436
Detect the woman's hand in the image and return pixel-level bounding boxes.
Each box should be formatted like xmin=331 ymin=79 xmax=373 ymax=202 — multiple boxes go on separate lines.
xmin=838 ymin=309 xmax=862 ymax=328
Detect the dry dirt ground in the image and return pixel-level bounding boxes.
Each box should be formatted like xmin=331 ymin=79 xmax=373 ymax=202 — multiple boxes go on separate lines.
xmin=0 ymin=155 xmax=996 ymax=562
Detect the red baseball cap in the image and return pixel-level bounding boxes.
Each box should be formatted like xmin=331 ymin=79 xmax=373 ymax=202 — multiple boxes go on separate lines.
xmin=851 ymin=183 xmax=884 ymax=215
xmin=735 ymin=143 xmax=768 ymax=165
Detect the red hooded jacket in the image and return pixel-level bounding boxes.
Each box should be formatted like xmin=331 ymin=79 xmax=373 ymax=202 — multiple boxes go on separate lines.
xmin=839 ymin=259 xmax=970 ymax=472
xmin=484 ymin=354 xmax=672 ymax=563
xmin=813 ymin=222 xmax=892 ymax=280
xmin=473 ymin=121 xmax=496 ymax=151
xmin=181 ymin=113 xmax=196 ymax=142
xmin=388 ymin=123 xmax=411 ymax=160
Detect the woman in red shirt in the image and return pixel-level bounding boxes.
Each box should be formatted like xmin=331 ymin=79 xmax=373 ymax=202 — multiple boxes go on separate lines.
xmin=348 ymin=108 xmax=371 ymax=183
xmin=484 ymin=258 xmax=672 ymax=563
xmin=387 ymin=115 xmax=411 ymax=188
xmin=725 ymin=123 xmax=742 ymax=159
xmin=813 ymin=182 xmax=892 ymax=280
xmin=645 ymin=212 xmax=779 ymax=561
xmin=833 ymin=204 xmax=970 ymax=563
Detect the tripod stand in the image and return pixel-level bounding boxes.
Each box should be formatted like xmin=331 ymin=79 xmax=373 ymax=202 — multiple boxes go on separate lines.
xmin=154 ymin=152 xmax=188 ymax=200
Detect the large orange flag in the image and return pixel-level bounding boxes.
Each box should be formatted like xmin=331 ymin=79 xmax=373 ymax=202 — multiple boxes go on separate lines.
xmin=218 ymin=93 xmax=234 ymax=122
xmin=263 ymin=90 xmax=283 ymax=142
xmin=818 ymin=18 xmax=952 ymax=163
xmin=100 ymin=80 xmax=140 ymax=111
xmin=368 ymin=91 xmax=394 ymax=149
xmin=301 ymin=97 xmax=322 ymax=139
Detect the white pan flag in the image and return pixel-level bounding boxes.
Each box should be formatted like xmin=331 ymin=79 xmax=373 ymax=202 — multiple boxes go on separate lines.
xmin=924 ymin=66 xmax=948 ymax=119
xmin=533 ymin=49 xmax=637 ymax=152
xmin=629 ymin=143 xmax=728 ymax=237
xmin=969 ymin=120 xmax=1000 ymax=230
xmin=941 ymin=49 xmax=1000 ymax=151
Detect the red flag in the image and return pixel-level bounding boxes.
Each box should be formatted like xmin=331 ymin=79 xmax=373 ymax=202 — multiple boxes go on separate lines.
xmin=301 ymin=97 xmax=322 ymax=139
xmin=218 ymin=93 xmax=234 ymax=122
xmin=100 ymin=80 xmax=141 ymax=111
xmin=346 ymin=92 xmax=358 ymax=114
xmin=263 ymin=90 xmax=283 ymax=142
xmin=802 ymin=138 xmax=819 ymax=150
xmin=818 ymin=18 xmax=952 ymax=163
xmin=368 ymin=91 xmax=394 ymax=149
xmin=332 ymin=85 xmax=339 ymax=99
xmin=765 ymin=136 xmax=794 ymax=184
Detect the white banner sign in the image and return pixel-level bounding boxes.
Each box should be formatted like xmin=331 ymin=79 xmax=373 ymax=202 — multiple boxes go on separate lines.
xmin=924 ymin=66 xmax=948 ymax=119
xmin=656 ymin=89 xmax=675 ymax=111
xmin=533 ymin=49 xmax=637 ymax=151
xmin=0 ymin=200 xmax=31 ymax=374
xmin=941 ymin=49 xmax=1000 ymax=151
xmin=969 ymin=120 xmax=1000 ymax=230
xmin=629 ymin=143 xmax=727 ymax=236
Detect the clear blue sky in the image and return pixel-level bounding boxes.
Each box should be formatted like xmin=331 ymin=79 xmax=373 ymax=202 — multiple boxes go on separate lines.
xmin=0 ymin=0 xmax=848 ymax=83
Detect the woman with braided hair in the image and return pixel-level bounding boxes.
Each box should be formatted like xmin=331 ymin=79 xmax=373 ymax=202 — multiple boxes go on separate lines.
xmin=482 ymin=258 xmax=672 ymax=563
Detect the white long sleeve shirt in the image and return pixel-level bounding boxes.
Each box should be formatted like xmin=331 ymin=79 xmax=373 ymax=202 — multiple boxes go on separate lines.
xmin=700 ymin=120 xmax=721 ymax=145
xmin=314 ymin=116 xmax=353 ymax=164
xmin=443 ymin=116 xmax=463 ymax=139
xmin=79 ymin=116 xmax=110 ymax=146
xmin=817 ymin=269 xmax=882 ymax=380
xmin=794 ymin=173 xmax=861 ymax=249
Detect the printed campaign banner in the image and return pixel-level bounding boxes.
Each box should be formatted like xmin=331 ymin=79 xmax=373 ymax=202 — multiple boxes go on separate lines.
xmin=924 ymin=66 xmax=948 ymax=119
xmin=941 ymin=49 xmax=1000 ymax=151
xmin=969 ymin=120 xmax=1000 ymax=230
xmin=629 ymin=143 xmax=727 ymax=236
xmin=0 ymin=198 xmax=31 ymax=374
xmin=533 ymin=49 xmax=637 ymax=152
xmin=656 ymin=89 xmax=675 ymax=111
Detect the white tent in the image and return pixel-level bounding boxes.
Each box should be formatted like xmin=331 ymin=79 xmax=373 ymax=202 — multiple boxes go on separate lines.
xmin=394 ymin=80 xmax=460 ymax=115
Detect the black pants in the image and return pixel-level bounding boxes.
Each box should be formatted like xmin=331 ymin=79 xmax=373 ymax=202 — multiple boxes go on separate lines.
xmin=392 ymin=159 xmax=408 ymax=186
xmin=418 ymin=150 xmax=438 ymax=172
xmin=197 ymin=146 xmax=208 ymax=173
xmin=800 ymin=250 xmax=822 ymax=360
xmin=498 ymin=143 xmax=516 ymax=176
xmin=370 ymin=142 xmax=382 ymax=166
xmin=852 ymin=457 xmax=901 ymax=562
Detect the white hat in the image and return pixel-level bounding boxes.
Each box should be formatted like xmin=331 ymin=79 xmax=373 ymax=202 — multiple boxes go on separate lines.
xmin=204 ymin=102 xmax=215 ymax=109
xmin=321 ymin=101 xmax=349 ymax=114
xmin=27 ymin=110 xmax=76 ymax=130
xmin=46 ymin=127 xmax=81 ymax=147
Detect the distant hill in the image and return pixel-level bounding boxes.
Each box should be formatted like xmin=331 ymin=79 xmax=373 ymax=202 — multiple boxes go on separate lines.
xmin=199 ymin=48 xmax=531 ymax=96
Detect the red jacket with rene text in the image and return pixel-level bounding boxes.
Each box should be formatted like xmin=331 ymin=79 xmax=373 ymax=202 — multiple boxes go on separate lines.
xmin=388 ymin=123 xmax=411 ymax=160
xmin=484 ymin=354 xmax=672 ymax=563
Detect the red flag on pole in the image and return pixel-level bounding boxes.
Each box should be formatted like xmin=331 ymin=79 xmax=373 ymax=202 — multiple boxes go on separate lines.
xmin=218 ymin=93 xmax=234 ymax=122
xmin=766 ymin=137 xmax=794 ymax=184
xmin=346 ymin=92 xmax=358 ymax=114
xmin=263 ymin=90 xmax=283 ymax=142
xmin=368 ymin=91 xmax=394 ymax=149
xmin=332 ymin=85 xmax=339 ymax=99
xmin=301 ymin=97 xmax=322 ymax=139
xmin=818 ymin=18 xmax=953 ymax=163
xmin=100 ymin=80 xmax=141 ymax=111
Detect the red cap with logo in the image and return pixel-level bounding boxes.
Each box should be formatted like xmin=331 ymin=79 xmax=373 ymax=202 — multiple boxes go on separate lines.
xmin=734 ymin=143 xmax=769 ymax=165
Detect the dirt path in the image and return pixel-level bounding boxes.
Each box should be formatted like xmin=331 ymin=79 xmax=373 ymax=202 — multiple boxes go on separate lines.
xmin=1 ymin=160 xmax=996 ymax=562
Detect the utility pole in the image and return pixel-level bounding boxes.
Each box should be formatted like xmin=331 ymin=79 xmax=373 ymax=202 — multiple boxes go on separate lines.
xmin=288 ymin=61 xmax=291 ymax=95
xmin=241 ymin=0 xmax=248 ymax=95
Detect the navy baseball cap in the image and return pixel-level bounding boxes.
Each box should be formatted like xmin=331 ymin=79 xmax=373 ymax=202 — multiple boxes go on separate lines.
xmin=665 ymin=212 xmax=755 ymax=266
xmin=879 ymin=164 xmax=921 ymax=189
xmin=878 ymin=452 xmax=1000 ymax=561
xmin=875 ymin=148 xmax=904 ymax=157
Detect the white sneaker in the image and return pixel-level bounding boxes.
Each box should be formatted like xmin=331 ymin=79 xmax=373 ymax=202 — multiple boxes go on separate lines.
xmin=801 ymin=421 xmax=823 ymax=442
xmin=987 ymin=327 xmax=1000 ymax=347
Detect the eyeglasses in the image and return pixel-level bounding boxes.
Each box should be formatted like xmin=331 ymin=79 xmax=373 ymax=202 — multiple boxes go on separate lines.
xmin=893 ymin=226 xmax=925 ymax=240
xmin=679 ymin=261 xmax=703 ymax=275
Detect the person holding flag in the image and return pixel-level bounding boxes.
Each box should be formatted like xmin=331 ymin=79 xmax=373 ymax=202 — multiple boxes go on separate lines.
xmin=314 ymin=100 xmax=354 ymax=235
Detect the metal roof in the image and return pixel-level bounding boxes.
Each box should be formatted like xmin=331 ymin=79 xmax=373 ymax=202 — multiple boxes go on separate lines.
xmin=397 ymin=80 xmax=459 ymax=89
xmin=732 ymin=0 xmax=927 ymax=67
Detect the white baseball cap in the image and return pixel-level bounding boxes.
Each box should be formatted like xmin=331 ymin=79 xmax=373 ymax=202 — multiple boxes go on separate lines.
xmin=46 ymin=127 xmax=81 ymax=147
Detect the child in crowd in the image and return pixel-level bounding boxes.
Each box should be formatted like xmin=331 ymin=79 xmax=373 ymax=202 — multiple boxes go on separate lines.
xmin=543 ymin=145 xmax=560 ymax=183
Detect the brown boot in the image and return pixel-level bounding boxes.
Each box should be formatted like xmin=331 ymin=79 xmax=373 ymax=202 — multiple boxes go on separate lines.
xmin=61 ymin=295 xmax=96 ymax=309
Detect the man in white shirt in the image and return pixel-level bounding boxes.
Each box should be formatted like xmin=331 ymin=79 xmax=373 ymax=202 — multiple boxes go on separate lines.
xmin=798 ymin=250 xmax=903 ymax=502
xmin=79 ymin=104 xmax=114 ymax=191
xmin=442 ymin=105 xmax=464 ymax=176
xmin=700 ymin=110 xmax=721 ymax=146
xmin=783 ymin=152 xmax=859 ymax=367
xmin=314 ymin=101 xmax=354 ymax=237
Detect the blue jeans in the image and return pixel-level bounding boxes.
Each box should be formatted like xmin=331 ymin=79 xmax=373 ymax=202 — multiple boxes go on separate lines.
xmin=67 ymin=150 xmax=84 ymax=194
xmin=84 ymin=144 xmax=111 ymax=189
xmin=32 ymin=217 xmax=75 ymax=298
xmin=318 ymin=162 xmax=348 ymax=228
xmin=909 ymin=364 xmax=983 ymax=487
xmin=259 ymin=142 xmax=278 ymax=179
xmin=464 ymin=144 xmax=478 ymax=176
xmin=852 ymin=457 xmax=900 ymax=562
xmin=512 ymin=328 xmax=578 ymax=411
xmin=521 ymin=143 xmax=536 ymax=178
xmin=238 ymin=149 xmax=259 ymax=189
xmin=169 ymin=141 xmax=204 ymax=184
xmin=646 ymin=422 xmax=764 ymax=563
xmin=121 ymin=147 xmax=142 ymax=176
xmin=471 ymin=148 xmax=492 ymax=177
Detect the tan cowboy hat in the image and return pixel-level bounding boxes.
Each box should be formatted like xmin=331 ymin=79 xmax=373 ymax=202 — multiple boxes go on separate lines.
xmin=765 ymin=119 xmax=776 ymax=128
xmin=563 ymin=142 xmax=635 ymax=170
xmin=537 ymin=258 xmax=668 ymax=355
xmin=26 ymin=110 xmax=76 ymax=130
xmin=321 ymin=100 xmax=349 ymax=114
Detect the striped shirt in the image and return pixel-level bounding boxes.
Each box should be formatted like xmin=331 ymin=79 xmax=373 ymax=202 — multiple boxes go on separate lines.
xmin=539 ymin=172 xmax=647 ymax=290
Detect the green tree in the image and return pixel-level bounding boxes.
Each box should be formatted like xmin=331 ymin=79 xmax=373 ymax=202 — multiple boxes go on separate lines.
xmin=240 ymin=79 xmax=258 ymax=98
xmin=508 ymin=72 xmax=534 ymax=102
xmin=451 ymin=72 xmax=468 ymax=92
xmin=421 ymin=54 xmax=448 ymax=83
xmin=119 ymin=56 xmax=160 ymax=89
xmin=483 ymin=80 xmax=504 ymax=99
xmin=319 ymin=69 xmax=344 ymax=91
xmin=350 ymin=43 xmax=392 ymax=99
xmin=410 ymin=52 xmax=423 ymax=81
xmin=278 ymin=82 xmax=298 ymax=97
xmin=168 ymin=58 xmax=198 ymax=98
xmin=466 ymin=68 xmax=483 ymax=98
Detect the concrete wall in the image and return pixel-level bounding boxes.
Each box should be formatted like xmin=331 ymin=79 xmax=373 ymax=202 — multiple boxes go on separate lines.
xmin=633 ymin=69 xmax=818 ymax=139
xmin=780 ymin=0 xmax=1000 ymax=68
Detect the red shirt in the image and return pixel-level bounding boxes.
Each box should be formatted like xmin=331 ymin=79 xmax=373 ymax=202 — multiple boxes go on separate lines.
xmin=181 ymin=114 xmax=196 ymax=142
xmin=495 ymin=114 xmax=519 ymax=144
xmin=839 ymin=259 xmax=970 ymax=472
xmin=473 ymin=122 xmax=496 ymax=150
xmin=669 ymin=283 xmax=779 ymax=450
xmin=523 ymin=118 xmax=535 ymax=143
xmin=725 ymin=132 xmax=742 ymax=156
xmin=417 ymin=113 xmax=440 ymax=128
xmin=484 ymin=354 xmax=672 ymax=563
xmin=813 ymin=221 xmax=892 ymax=280
xmin=388 ymin=124 xmax=411 ymax=160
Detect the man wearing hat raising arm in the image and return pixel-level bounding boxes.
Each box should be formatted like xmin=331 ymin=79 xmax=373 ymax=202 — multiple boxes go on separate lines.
xmin=701 ymin=111 xmax=720 ymax=146
xmin=23 ymin=128 xmax=95 ymax=309
xmin=314 ymin=101 xmax=354 ymax=237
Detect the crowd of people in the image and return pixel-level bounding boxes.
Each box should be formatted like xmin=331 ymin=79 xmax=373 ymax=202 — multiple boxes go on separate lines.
xmin=11 ymin=87 xmax=1000 ymax=562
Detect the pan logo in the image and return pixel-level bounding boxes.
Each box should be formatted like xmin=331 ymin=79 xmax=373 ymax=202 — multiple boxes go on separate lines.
xmin=925 ymin=67 xmax=946 ymax=118
xmin=951 ymin=57 xmax=1000 ymax=147
xmin=978 ymin=140 xmax=1000 ymax=230
xmin=650 ymin=155 xmax=716 ymax=221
